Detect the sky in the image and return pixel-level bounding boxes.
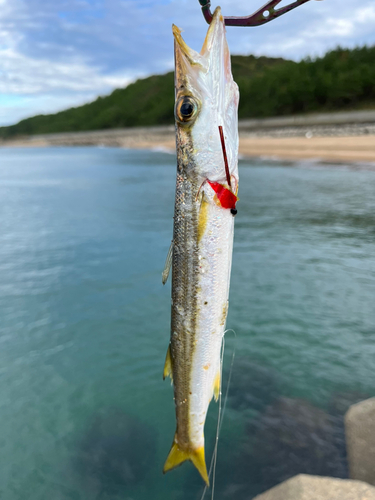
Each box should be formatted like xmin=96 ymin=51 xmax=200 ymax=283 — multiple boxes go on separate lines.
xmin=0 ymin=0 xmax=374 ymax=126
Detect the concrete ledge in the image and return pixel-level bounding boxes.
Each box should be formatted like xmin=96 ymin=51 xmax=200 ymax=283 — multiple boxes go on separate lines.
xmin=253 ymin=474 xmax=375 ymax=500
xmin=345 ymin=397 xmax=375 ymax=486
xmin=239 ymin=110 xmax=375 ymax=130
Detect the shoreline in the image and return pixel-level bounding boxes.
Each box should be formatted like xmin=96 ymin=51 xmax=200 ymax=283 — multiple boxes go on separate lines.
xmin=2 ymin=134 xmax=375 ymax=165
xmin=1 ymin=110 xmax=375 ymax=164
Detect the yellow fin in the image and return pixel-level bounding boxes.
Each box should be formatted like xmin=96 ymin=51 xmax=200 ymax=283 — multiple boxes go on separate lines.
xmin=213 ymin=371 xmax=221 ymax=402
xmin=162 ymin=240 xmax=173 ymax=285
xmin=163 ymin=439 xmax=209 ymax=486
xmin=197 ymin=193 xmax=209 ymax=243
xmin=163 ymin=345 xmax=173 ymax=382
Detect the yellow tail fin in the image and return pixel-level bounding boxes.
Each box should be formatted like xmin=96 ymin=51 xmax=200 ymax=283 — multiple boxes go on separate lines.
xmin=163 ymin=438 xmax=209 ymax=486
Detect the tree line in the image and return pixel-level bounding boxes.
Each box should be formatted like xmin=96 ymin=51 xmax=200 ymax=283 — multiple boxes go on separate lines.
xmin=0 ymin=45 xmax=374 ymax=138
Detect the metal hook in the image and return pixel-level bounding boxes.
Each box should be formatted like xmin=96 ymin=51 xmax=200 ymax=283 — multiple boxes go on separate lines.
xmin=198 ymin=0 xmax=312 ymax=27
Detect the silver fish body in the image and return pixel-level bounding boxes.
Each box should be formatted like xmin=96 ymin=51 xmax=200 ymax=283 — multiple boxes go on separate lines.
xmin=163 ymin=7 xmax=239 ymax=485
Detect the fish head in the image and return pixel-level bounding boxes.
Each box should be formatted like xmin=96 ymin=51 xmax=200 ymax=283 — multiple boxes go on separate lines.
xmin=173 ymin=7 xmax=239 ymax=185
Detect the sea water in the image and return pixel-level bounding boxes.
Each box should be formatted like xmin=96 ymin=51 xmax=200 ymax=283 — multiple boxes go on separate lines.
xmin=0 ymin=147 xmax=374 ymax=500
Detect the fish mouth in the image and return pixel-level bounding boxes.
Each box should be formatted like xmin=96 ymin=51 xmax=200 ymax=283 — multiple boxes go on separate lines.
xmin=173 ymin=7 xmax=231 ymax=94
xmin=172 ymin=24 xmax=197 ymax=65
xmin=200 ymin=7 xmax=225 ymax=56
xmin=173 ymin=6 xmax=226 ymax=64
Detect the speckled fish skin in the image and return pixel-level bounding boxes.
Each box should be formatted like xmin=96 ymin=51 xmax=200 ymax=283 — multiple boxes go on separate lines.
xmin=163 ymin=7 xmax=239 ymax=484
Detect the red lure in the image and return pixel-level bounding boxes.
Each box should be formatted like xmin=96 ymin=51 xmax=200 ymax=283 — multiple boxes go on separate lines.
xmin=207 ymin=180 xmax=237 ymax=210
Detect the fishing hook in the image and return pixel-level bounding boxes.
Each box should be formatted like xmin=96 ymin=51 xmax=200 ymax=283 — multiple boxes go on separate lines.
xmin=198 ymin=0 xmax=313 ymax=27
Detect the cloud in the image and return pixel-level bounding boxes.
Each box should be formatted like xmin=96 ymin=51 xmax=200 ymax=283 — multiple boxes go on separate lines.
xmin=356 ymin=5 xmax=375 ymax=23
xmin=0 ymin=48 xmax=133 ymax=94
xmin=0 ymin=0 xmax=375 ymax=126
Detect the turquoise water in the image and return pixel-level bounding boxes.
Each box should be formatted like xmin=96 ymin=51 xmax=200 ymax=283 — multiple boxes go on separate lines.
xmin=0 ymin=147 xmax=374 ymax=499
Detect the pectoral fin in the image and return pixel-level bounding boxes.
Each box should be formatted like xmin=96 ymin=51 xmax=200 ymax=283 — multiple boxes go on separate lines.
xmin=163 ymin=345 xmax=173 ymax=382
xmin=163 ymin=438 xmax=209 ymax=486
xmin=162 ymin=240 xmax=174 ymax=285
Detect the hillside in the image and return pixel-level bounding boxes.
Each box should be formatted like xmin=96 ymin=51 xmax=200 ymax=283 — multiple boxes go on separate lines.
xmin=0 ymin=54 xmax=283 ymax=138
xmin=1 ymin=46 xmax=374 ymax=138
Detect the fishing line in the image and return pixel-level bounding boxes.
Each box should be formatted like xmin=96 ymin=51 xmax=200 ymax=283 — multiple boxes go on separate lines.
xmin=218 ymin=329 xmax=236 ymax=435
xmin=199 ymin=329 xmax=236 ymax=500
xmin=209 ymin=336 xmax=225 ymax=500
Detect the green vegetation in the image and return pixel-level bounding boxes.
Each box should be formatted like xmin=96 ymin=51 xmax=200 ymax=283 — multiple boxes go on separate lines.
xmin=237 ymin=46 xmax=375 ymax=118
xmin=1 ymin=46 xmax=374 ymax=138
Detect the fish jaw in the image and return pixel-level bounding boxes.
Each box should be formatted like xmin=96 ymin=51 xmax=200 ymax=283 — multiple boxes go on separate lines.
xmin=173 ymin=7 xmax=239 ymax=185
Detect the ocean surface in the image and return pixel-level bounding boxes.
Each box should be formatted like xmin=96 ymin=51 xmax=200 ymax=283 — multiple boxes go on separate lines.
xmin=0 ymin=147 xmax=374 ymax=500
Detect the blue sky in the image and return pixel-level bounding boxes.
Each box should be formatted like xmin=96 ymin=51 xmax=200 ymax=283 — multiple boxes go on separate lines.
xmin=0 ymin=0 xmax=374 ymax=126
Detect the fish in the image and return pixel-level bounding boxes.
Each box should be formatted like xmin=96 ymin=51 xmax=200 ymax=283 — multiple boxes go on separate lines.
xmin=162 ymin=7 xmax=239 ymax=486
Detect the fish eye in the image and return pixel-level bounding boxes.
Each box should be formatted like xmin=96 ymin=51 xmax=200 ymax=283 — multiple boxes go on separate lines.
xmin=175 ymin=96 xmax=199 ymax=123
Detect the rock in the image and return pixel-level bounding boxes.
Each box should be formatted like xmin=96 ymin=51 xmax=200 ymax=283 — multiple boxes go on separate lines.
xmin=253 ymin=474 xmax=375 ymax=500
xmin=218 ymin=397 xmax=348 ymax=500
xmin=345 ymin=397 xmax=375 ymax=486
xmin=328 ymin=391 xmax=370 ymax=417
xmin=75 ymin=408 xmax=156 ymax=495
xmin=247 ymin=398 xmax=346 ymax=485
xmin=226 ymin=357 xmax=281 ymax=413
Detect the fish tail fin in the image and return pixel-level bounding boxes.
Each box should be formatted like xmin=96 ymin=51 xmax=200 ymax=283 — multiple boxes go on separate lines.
xmin=163 ymin=436 xmax=209 ymax=486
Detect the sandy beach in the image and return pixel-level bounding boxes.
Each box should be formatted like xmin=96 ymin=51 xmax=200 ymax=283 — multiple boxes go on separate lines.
xmin=1 ymin=111 xmax=375 ymax=164
xmin=2 ymin=132 xmax=375 ymax=164
xmin=239 ymin=136 xmax=375 ymax=163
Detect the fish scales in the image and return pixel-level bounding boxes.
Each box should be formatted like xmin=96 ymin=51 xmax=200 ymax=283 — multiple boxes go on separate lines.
xmin=163 ymin=6 xmax=239 ymax=485
xmin=171 ymin=139 xmax=201 ymax=448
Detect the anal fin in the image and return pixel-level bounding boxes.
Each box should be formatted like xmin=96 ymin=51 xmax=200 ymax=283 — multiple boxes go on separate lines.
xmin=162 ymin=240 xmax=174 ymax=285
xmin=163 ymin=344 xmax=173 ymax=382
xmin=163 ymin=437 xmax=209 ymax=486
xmin=213 ymin=371 xmax=221 ymax=402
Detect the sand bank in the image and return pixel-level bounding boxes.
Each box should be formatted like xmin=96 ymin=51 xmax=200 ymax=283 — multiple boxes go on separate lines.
xmin=239 ymin=135 xmax=375 ymax=163
xmin=3 ymin=132 xmax=374 ymax=164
